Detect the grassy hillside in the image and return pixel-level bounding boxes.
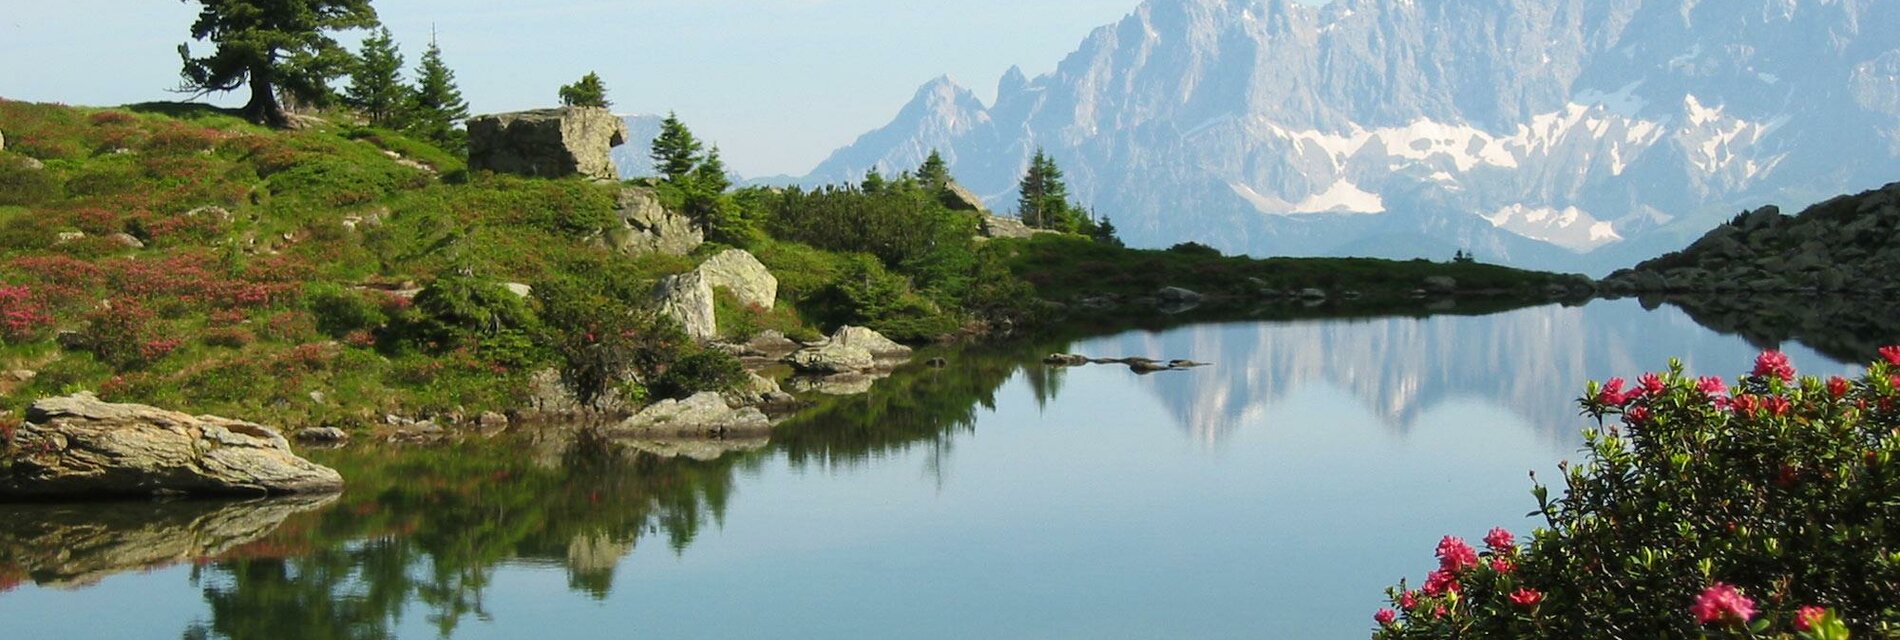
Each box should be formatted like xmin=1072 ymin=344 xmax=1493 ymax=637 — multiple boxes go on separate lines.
xmin=0 ymin=99 xmax=1585 ymax=435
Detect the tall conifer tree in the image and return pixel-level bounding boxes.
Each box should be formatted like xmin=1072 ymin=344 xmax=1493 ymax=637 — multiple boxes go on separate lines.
xmin=344 ymin=27 xmax=407 ymax=127
xmin=649 ymin=113 xmax=703 ymax=184
xmin=408 ymin=35 xmax=470 ymax=150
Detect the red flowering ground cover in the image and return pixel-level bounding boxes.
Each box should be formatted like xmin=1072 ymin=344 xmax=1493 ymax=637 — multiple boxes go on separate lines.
xmin=1373 ymin=350 xmax=1896 ymax=640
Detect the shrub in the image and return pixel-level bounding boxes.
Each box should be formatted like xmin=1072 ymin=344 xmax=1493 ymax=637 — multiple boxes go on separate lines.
xmin=1373 ymin=350 xmax=1900 ymax=640
xmin=306 ymin=283 xmax=388 ymax=338
xmin=650 ymin=349 xmax=746 ymax=400
xmin=393 ymin=274 xmax=537 ymax=351
xmin=0 ymin=156 xmax=60 ymax=206
xmin=81 ymin=301 xmax=169 ymax=369
xmin=0 ymin=285 xmax=55 ymax=344
xmin=1166 ymin=241 xmax=1222 ymax=257
xmin=534 ymin=279 xmax=688 ymax=409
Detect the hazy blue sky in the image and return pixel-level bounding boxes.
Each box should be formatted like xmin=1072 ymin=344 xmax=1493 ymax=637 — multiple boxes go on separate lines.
xmin=0 ymin=0 xmax=1196 ymax=177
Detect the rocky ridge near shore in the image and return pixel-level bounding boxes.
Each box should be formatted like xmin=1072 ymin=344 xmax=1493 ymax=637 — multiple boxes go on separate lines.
xmin=1601 ymin=181 xmax=1900 ymax=295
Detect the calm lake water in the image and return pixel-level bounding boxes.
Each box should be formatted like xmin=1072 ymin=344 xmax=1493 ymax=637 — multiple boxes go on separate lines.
xmin=0 ymin=299 xmax=1871 ymax=639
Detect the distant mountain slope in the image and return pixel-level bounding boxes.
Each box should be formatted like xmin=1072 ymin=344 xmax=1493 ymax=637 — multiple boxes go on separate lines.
xmin=610 ymin=114 xmax=664 ymax=179
xmin=808 ymin=0 xmax=1900 ymax=274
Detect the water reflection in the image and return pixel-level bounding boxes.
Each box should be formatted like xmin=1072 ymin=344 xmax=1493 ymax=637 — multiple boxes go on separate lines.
xmin=1090 ymin=299 xmax=1861 ymax=446
xmin=0 ymin=298 xmax=1887 ymax=638
xmin=0 ymin=496 xmax=333 ymax=590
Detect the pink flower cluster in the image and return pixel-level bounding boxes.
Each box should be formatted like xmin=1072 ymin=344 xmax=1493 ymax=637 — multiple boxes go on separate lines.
xmin=1882 ymin=346 xmax=1900 ymax=367
xmin=1483 ymin=527 xmax=1515 ymax=552
xmin=1691 ymin=583 xmax=1755 ymax=626
xmin=1435 ymin=536 xmax=1479 ymax=572
xmin=1753 ymin=350 xmax=1796 ymax=383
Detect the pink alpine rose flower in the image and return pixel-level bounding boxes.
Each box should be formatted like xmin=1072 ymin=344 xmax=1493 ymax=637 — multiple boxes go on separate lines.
xmin=1483 ymin=527 xmax=1515 ymax=552
xmin=1490 ymin=557 xmax=1515 ymax=574
xmin=1639 ymin=372 xmax=1666 ymax=396
xmin=1422 ymin=569 xmax=1460 ymax=596
xmin=1399 ymin=590 xmax=1418 ymax=609
xmin=1881 ymin=345 xmax=1900 ymax=367
xmin=1691 ymin=583 xmax=1756 ymax=626
xmin=1754 ymin=350 xmax=1795 ymax=382
xmin=1794 ymin=606 xmax=1827 ymax=632
xmin=1696 ymin=376 xmax=1728 ymax=397
xmin=1436 ymin=536 xmax=1479 ymax=572
xmin=1598 ymin=377 xmax=1630 ymax=406
xmin=1374 ymin=608 xmax=1397 ymax=626
xmin=1509 ymin=588 xmax=1544 ymax=608
xmin=1828 ymin=376 xmax=1851 ymax=398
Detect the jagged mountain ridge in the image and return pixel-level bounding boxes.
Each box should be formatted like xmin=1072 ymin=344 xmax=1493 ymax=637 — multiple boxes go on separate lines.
xmin=808 ymin=0 xmax=1900 ymax=274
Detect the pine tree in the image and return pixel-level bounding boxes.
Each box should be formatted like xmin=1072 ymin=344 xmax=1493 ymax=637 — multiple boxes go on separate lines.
xmin=1017 ymin=149 xmax=1081 ymax=231
xmin=917 ymin=150 xmax=951 ymax=191
xmin=1091 ymin=215 xmax=1122 ymax=247
xmin=344 ymin=27 xmax=407 ymax=127
xmin=407 ymin=35 xmax=470 ymax=150
xmin=693 ymin=146 xmax=731 ymax=194
xmin=558 ymin=72 xmax=610 ymax=108
xmin=649 ymin=112 xmax=702 ymax=184
xmin=175 ymin=0 xmax=380 ymax=128
xmin=861 ymin=168 xmax=888 ymax=194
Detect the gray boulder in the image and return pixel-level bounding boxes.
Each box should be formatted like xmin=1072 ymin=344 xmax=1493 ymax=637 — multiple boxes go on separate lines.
xmin=724 ymin=371 xmax=797 ymax=408
xmin=941 ymin=180 xmax=987 ymax=212
xmin=3 ymin=393 xmax=344 ymax=499
xmin=978 ymin=215 xmax=1039 ymax=239
xmin=698 ymin=249 xmax=778 ymax=310
xmin=600 ymin=186 xmax=702 ymax=256
xmin=1155 ymin=286 xmax=1204 ymax=303
xmin=831 ymin=325 xmax=912 ymax=358
xmin=293 ymin=427 xmax=350 ymax=445
xmin=467 ymin=107 xmax=630 ymax=181
xmin=786 ymin=340 xmax=876 ymax=374
xmin=653 ymin=270 xmax=718 ymax=341
xmin=608 ymin=392 xmax=771 ymax=439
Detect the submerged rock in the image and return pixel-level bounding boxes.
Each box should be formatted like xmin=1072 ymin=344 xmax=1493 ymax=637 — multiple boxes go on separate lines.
xmin=3 ymin=393 xmax=344 ymax=499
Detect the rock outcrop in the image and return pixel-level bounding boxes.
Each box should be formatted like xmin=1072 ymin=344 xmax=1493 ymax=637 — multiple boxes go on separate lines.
xmin=653 ymin=270 xmax=718 ymax=341
xmin=467 ymin=107 xmax=630 ymax=181
xmin=941 ymin=180 xmax=987 ymax=212
xmin=1601 ymin=181 xmax=1900 ymax=295
xmin=2 ymin=393 xmax=344 ymax=499
xmin=607 ymin=392 xmax=771 ymax=439
xmin=786 ymin=339 xmax=876 ymax=374
xmin=697 ymin=249 xmax=778 ymax=310
xmin=978 ymin=215 xmax=1041 ymax=240
xmin=598 ymin=186 xmax=702 ymax=256
xmin=785 ymin=325 xmax=911 ymax=375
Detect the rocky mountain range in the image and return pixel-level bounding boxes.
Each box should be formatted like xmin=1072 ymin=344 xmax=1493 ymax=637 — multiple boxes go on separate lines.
xmin=807 ymin=0 xmax=1900 ymax=274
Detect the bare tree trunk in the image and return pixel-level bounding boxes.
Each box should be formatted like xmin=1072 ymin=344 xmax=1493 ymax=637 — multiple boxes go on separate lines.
xmin=241 ymin=66 xmax=290 ymax=129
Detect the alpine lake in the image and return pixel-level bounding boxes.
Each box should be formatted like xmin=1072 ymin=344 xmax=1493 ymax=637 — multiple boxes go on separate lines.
xmin=1 ymin=296 xmax=1888 ymax=639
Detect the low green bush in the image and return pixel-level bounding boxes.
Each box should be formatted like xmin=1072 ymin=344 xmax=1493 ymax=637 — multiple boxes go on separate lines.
xmin=306 ymin=283 xmax=388 ymax=338
xmin=1373 ymin=350 xmax=1898 ymax=640
xmin=650 ymin=349 xmax=746 ymax=400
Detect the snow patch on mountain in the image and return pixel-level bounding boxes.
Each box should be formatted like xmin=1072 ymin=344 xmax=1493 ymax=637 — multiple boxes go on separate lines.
xmin=1485 ymin=204 xmax=1623 ymax=252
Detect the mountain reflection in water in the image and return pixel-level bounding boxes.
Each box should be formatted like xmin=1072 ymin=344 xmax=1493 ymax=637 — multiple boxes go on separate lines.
xmin=0 ymin=298 xmax=1880 ymax=639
